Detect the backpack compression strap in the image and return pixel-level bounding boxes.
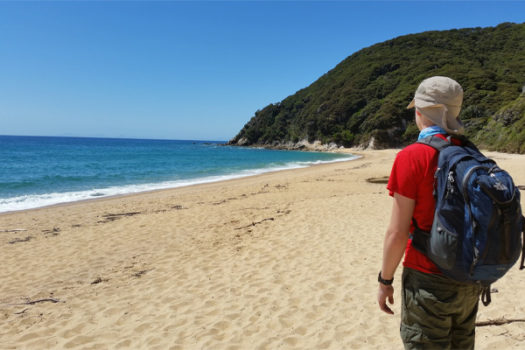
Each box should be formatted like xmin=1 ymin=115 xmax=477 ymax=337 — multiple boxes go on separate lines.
xmin=521 ymin=215 xmax=525 ymax=270
xmin=481 ymin=286 xmax=492 ymax=306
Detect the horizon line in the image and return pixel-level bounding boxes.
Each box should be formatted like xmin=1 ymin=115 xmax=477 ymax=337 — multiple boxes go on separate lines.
xmin=0 ymin=134 xmax=228 ymax=143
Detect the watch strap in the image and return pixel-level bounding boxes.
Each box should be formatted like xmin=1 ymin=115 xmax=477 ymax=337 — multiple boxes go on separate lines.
xmin=378 ymin=271 xmax=394 ymax=285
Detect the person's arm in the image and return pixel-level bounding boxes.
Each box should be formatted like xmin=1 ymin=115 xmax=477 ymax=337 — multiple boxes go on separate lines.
xmin=378 ymin=192 xmax=415 ymax=314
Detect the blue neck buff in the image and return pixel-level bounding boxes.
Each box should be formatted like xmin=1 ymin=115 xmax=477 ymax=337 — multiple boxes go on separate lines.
xmin=418 ymin=126 xmax=447 ymax=140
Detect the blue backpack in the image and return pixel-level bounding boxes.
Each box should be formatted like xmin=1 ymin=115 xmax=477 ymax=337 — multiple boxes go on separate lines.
xmin=412 ymin=135 xmax=525 ymax=306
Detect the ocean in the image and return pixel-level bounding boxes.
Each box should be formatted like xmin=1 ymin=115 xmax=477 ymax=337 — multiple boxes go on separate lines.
xmin=0 ymin=135 xmax=357 ymax=213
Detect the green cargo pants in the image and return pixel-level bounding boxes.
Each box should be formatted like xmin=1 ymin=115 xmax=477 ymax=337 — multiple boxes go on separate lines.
xmin=400 ymin=267 xmax=481 ymax=350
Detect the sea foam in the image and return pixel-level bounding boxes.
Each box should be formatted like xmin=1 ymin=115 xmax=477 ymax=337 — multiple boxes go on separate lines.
xmin=0 ymin=155 xmax=359 ymax=213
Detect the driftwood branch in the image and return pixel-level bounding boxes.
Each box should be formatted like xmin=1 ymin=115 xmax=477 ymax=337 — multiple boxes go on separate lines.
xmin=25 ymin=298 xmax=61 ymax=305
xmin=132 ymin=269 xmax=151 ymax=278
xmin=235 ymin=217 xmax=275 ymax=230
xmin=3 ymin=298 xmax=62 ymax=307
xmin=98 ymin=212 xmax=142 ymax=223
xmin=1 ymin=229 xmax=27 ymax=232
xmin=42 ymin=227 xmax=60 ymax=235
xmin=8 ymin=236 xmax=33 ymax=244
xmin=476 ymin=317 xmax=525 ymax=327
xmin=366 ymin=176 xmax=389 ymax=184
xmin=91 ymin=277 xmax=109 ymax=285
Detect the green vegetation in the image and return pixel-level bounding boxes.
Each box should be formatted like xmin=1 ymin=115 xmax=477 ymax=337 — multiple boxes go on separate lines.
xmin=229 ymin=22 xmax=525 ymax=153
xmin=476 ymin=93 xmax=525 ymax=153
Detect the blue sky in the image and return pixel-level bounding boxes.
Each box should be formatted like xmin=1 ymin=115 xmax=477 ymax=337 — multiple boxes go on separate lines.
xmin=1 ymin=1 xmax=524 ymax=141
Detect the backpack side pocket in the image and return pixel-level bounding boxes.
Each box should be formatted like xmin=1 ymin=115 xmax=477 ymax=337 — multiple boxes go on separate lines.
xmin=427 ymin=216 xmax=459 ymax=270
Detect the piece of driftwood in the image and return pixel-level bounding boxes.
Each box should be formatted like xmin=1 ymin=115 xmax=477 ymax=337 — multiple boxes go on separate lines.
xmin=8 ymin=236 xmax=33 ymax=244
xmin=475 ymin=317 xmax=525 ymax=327
xmin=14 ymin=308 xmax=28 ymax=315
xmin=366 ymin=176 xmax=389 ymax=184
xmin=98 ymin=212 xmax=142 ymax=223
xmin=91 ymin=277 xmax=109 ymax=285
xmin=235 ymin=217 xmax=275 ymax=230
xmin=133 ymin=270 xmax=150 ymax=278
xmin=1 ymin=229 xmax=27 ymax=232
xmin=103 ymin=212 xmax=141 ymax=219
xmin=23 ymin=298 xmax=61 ymax=305
xmin=42 ymin=227 xmax=60 ymax=234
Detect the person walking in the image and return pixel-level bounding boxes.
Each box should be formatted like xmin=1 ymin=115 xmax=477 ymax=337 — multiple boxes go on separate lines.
xmin=377 ymin=76 xmax=481 ymax=349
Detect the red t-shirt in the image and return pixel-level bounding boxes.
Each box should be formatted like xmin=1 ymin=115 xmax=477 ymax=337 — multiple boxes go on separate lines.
xmin=387 ymin=138 xmax=444 ymax=274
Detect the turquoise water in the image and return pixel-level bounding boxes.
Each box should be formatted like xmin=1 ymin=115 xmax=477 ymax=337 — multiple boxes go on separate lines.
xmin=0 ymin=135 xmax=356 ymax=212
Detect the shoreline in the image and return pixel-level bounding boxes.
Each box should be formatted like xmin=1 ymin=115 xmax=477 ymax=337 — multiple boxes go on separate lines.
xmin=0 ymin=152 xmax=363 ymax=217
xmin=0 ymin=150 xmax=360 ymax=216
xmin=3 ymin=146 xmax=521 ymax=217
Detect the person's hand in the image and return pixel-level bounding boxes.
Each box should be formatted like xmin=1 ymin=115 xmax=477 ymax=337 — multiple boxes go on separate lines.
xmin=378 ymin=283 xmax=394 ymax=314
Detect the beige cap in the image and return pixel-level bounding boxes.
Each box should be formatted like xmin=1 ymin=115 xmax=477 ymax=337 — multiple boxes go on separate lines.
xmin=407 ymin=76 xmax=464 ymax=135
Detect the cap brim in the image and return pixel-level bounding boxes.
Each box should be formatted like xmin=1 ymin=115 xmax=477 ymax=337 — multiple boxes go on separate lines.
xmin=407 ymin=98 xmax=444 ymax=110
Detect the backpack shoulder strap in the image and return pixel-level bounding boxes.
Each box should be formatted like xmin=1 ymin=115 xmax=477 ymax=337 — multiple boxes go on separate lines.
xmin=416 ymin=134 xmax=452 ymax=152
xmin=409 ymin=135 xmax=453 ymax=256
xmin=520 ymin=215 xmax=525 ymax=270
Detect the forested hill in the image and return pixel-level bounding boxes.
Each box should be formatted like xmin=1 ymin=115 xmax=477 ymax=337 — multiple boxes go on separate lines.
xmin=229 ymin=22 xmax=525 ymax=153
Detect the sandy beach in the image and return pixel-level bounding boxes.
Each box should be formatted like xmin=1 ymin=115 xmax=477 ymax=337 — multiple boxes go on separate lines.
xmin=1 ymin=149 xmax=524 ymax=349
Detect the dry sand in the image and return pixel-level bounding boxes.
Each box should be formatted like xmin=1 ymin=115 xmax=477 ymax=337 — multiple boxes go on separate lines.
xmin=1 ymin=149 xmax=524 ymax=349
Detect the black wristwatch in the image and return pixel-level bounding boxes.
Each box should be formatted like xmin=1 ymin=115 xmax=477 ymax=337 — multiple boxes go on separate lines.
xmin=378 ymin=271 xmax=394 ymax=285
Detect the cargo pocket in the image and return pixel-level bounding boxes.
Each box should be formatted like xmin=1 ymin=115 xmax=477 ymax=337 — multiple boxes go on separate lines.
xmin=400 ymin=322 xmax=427 ymax=346
xmin=427 ymin=217 xmax=458 ymax=270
